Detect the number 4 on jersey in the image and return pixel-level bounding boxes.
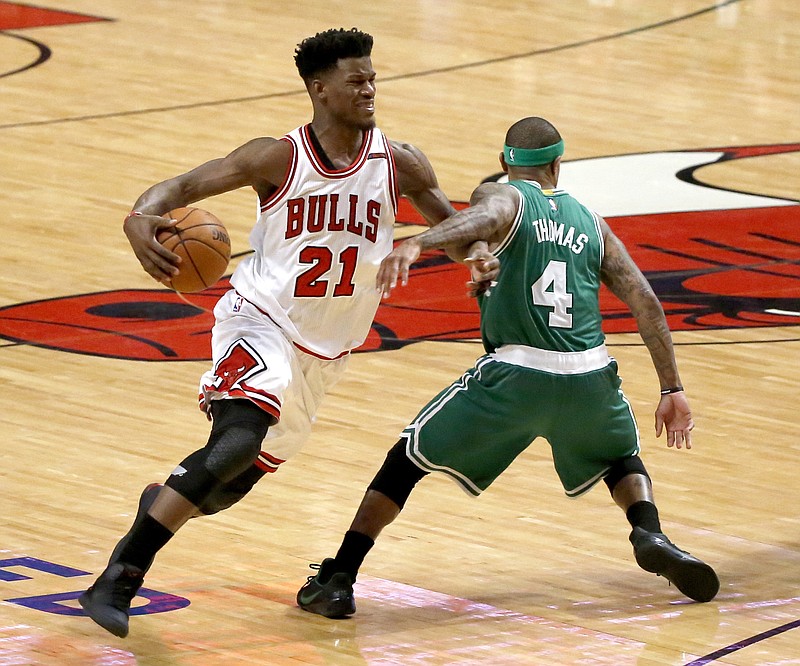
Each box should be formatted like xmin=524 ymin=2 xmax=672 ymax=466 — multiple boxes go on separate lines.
xmin=531 ymin=260 xmax=573 ymax=328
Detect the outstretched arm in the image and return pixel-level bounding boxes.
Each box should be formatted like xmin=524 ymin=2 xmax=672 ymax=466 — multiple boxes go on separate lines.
xmin=390 ymin=141 xmax=502 ymax=295
xmin=376 ymin=182 xmax=517 ymax=297
xmin=124 ymin=137 xmax=288 ymax=284
xmin=599 ymin=218 xmax=693 ymax=449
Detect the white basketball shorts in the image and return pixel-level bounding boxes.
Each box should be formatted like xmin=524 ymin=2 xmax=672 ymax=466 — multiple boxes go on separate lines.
xmin=199 ymin=290 xmax=349 ymax=471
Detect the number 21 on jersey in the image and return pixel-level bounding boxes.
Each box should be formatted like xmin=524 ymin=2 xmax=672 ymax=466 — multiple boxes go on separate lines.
xmin=295 ymin=245 xmax=358 ymax=298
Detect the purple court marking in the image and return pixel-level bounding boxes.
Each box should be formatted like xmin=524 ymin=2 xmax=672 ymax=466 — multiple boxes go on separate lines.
xmin=1 ymin=556 xmax=190 ymax=617
xmin=6 ymin=587 xmax=190 ymax=616
xmin=0 ymin=557 xmax=89 ymax=581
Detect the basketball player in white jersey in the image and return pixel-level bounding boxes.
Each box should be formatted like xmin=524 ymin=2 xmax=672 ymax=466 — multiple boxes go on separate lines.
xmin=79 ymin=27 xmax=497 ymax=638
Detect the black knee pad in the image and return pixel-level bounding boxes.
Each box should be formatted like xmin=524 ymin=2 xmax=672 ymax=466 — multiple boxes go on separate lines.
xmin=165 ymin=449 xmax=221 ymax=507
xmin=603 ymin=455 xmax=650 ymax=495
xmin=203 ymin=399 xmax=271 ymax=482
xmin=367 ymin=438 xmax=428 ymax=509
xmin=166 ymin=399 xmax=271 ymax=506
xmin=198 ymin=464 xmax=267 ymax=515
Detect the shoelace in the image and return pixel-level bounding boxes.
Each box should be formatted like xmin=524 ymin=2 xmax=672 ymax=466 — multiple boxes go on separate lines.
xmin=305 ymin=562 xmax=322 ymax=583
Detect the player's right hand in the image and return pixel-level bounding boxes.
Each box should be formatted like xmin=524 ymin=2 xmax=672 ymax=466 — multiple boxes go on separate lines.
xmin=464 ymin=248 xmax=500 ymax=298
xmin=123 ymin=212 xmax=181 ymax=285
xmin=376 ymin=238 xmax=422 ymax=298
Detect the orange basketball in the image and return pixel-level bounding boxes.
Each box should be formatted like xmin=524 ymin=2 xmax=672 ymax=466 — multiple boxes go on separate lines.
xmin=156 ymin=207 xmax=231 ymax=293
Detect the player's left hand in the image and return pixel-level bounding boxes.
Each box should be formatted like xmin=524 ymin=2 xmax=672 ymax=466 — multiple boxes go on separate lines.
xmin=655 ymin=391 xmax=694 ymax=449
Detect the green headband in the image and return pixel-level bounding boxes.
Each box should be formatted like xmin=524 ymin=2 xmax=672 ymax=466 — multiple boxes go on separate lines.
xmin=503 ymin=139 xmax=564 ymax=167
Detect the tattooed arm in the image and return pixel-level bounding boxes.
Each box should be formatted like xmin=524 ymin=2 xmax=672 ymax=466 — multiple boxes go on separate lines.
xmin=376 ymin=182 xmax=515 ymax=296
xmin=599 ymin=217 xmax=694 ymax=449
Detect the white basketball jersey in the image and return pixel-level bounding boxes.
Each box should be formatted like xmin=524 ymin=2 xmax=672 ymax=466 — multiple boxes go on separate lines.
xmin=230 ymin=124 xmax=399 ymax=358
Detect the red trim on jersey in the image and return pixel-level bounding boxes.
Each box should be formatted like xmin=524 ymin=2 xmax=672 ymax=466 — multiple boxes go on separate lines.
xmin=293 ymin=341 xmax=350 ymax=360
xmin=260 ymin=451 xmax=285 ymax=465
xmin=232 ymin=290 xmax=352 ymax=360
xmin=198 ymin=386 xmax=281 ymax=420
xmin=237 ymin=382 xmax=281 ymax=414
xmin=300 ymin=124 xmax=372 ymax=179
xmin=259 ymin=137 xmax=298 ymax=213
xmin=383 ymin=134 xmax=399 ymax=215
xmin=254 ymin=450 xmax=286 ymax=473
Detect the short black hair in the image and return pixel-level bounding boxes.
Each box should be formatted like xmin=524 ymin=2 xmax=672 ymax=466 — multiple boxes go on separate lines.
xmin=294 ymin=28 xmax=373 ymax=81
xmin=505 ymin=117 xmax=561 ymax=149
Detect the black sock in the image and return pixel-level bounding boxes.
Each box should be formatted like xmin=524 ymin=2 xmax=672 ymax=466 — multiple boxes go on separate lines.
xmin=333 ymin=530 xmax=375 ymax=581
xmin=117 ymin=515 xmax=174 ymax=571
xmin=626 ymin=501 xmax=662 ymax=533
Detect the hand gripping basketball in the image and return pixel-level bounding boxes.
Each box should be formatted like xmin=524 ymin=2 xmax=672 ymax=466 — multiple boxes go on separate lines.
xmin=156 ymin=207 xmax=231 ymax=292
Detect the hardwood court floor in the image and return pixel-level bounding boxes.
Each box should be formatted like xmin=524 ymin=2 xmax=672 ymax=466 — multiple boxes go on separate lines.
xmin=1 ymin=1 xmax=799 ymax=664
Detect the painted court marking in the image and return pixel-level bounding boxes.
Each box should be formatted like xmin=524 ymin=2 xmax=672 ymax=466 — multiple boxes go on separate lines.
xmin=353 ymin=577 xmax=800 ymax=664
xmin=0 ymin=2 xmax=108 ymax=30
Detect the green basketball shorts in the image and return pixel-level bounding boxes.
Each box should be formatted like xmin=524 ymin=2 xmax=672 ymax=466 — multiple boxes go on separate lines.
xmin=402 ymin=354 xmax=640 ymax=497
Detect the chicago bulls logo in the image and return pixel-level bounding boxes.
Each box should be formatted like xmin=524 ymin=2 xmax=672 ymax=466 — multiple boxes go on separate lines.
xmin=208 ymin=339 xmax=264 ymax=393
xmin=0 ymin=143 xmax=797 ymax=361
xmin=200 ymin=339 xmax=280 ymax=417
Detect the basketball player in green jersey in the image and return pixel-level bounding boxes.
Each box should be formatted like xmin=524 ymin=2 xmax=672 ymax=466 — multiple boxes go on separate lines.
xmin=297 ymin=116 xmax=719 ymax=618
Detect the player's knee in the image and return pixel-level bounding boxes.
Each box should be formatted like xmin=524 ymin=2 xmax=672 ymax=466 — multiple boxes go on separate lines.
xmin=204 ymin=399 xmax=272 ymax=482
xmin=165 ymin=399 xmax=271 ymax=506
xmin=367 ymin=438 xmax=427 ymax=509
xmin=603 ymin=455 xmax=650 ymax=495
xmin=198 ymin=464 xmax=267 ymax=515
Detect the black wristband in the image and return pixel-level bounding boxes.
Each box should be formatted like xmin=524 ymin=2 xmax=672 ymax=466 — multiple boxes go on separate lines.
xmin=660 ymin=386 xmax=684 ymax=395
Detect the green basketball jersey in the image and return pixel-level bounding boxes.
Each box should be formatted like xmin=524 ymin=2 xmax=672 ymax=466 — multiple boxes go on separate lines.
xmin=479 ymin=179 xmax=605 ymax=353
